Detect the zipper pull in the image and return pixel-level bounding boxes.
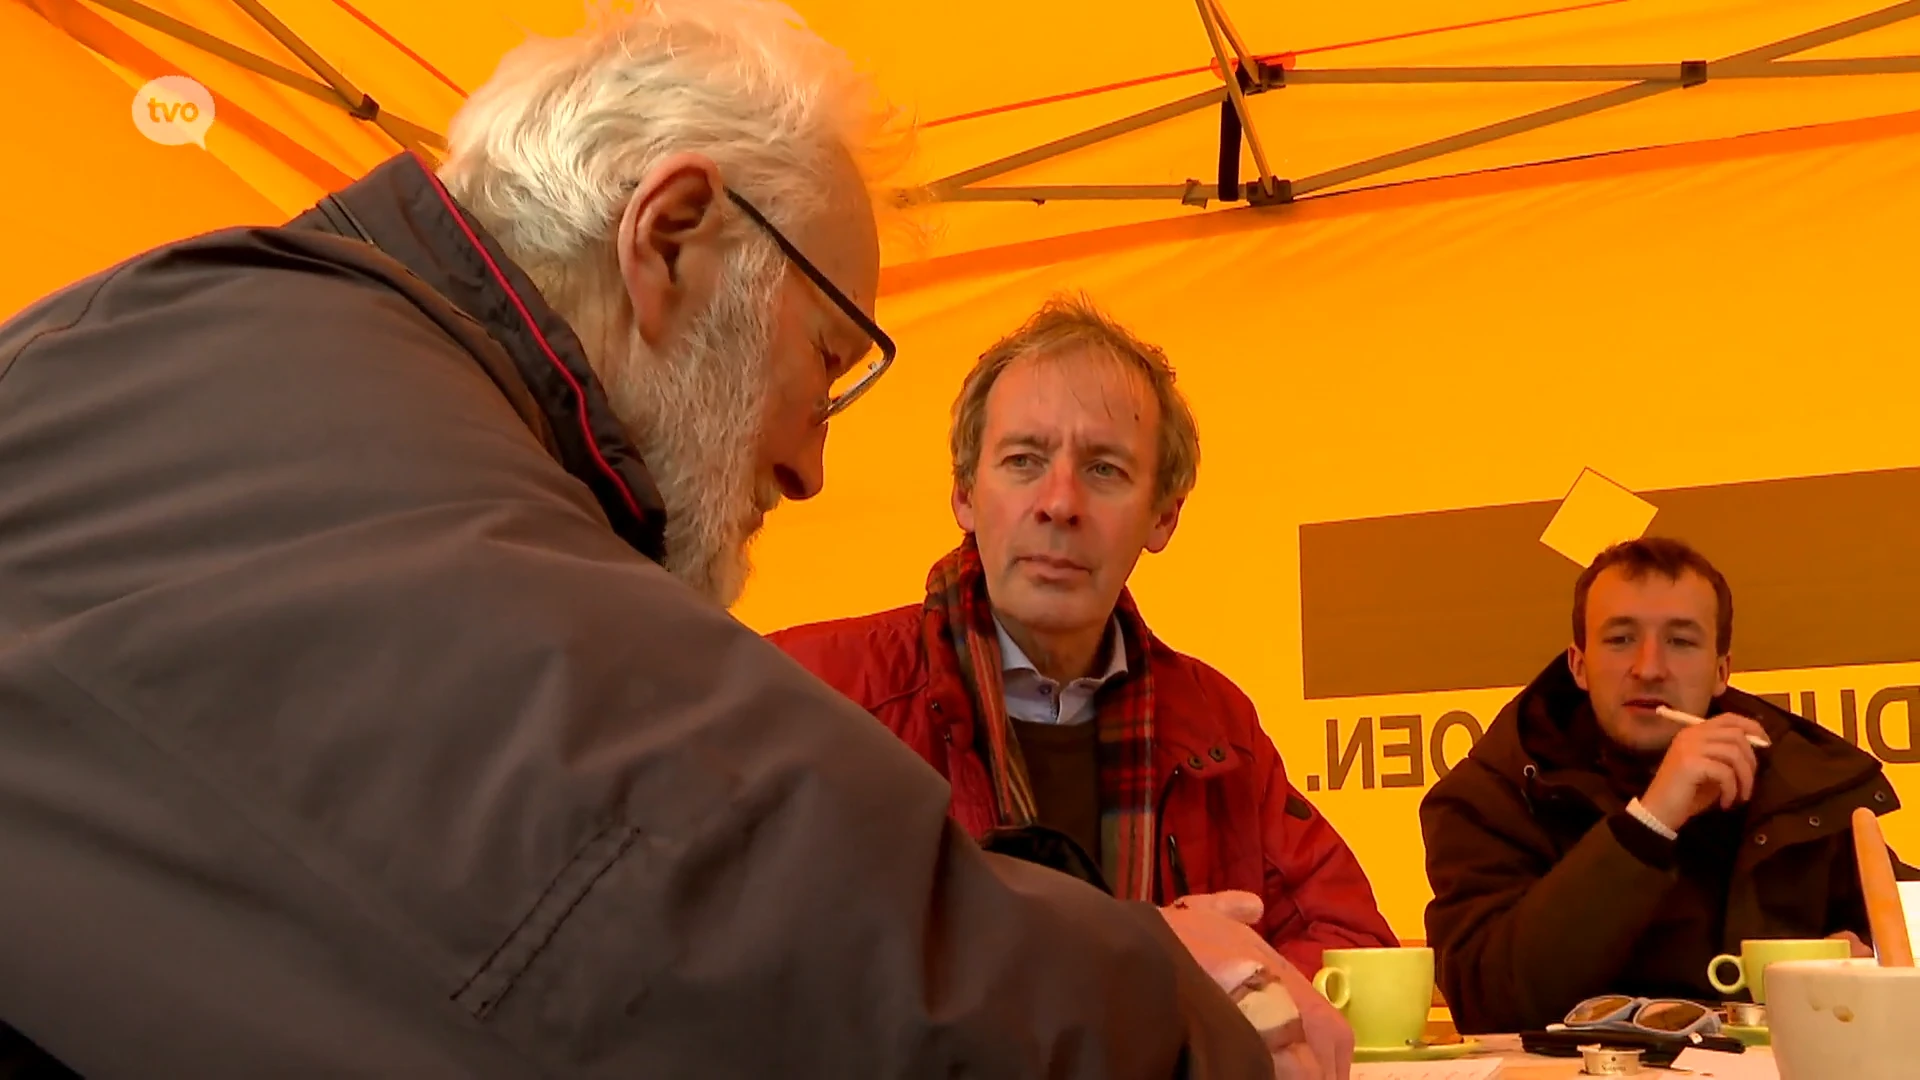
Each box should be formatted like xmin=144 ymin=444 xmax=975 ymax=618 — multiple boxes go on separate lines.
xmin=1165 ymin=832 xmax=1191 ymax=899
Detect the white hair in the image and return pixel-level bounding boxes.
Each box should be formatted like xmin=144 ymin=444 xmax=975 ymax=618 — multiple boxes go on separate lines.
xmin=602 ymin=239 xmax=781 ymax=607
xmin=434 ymin=0 xmax=908 ymax=606
xmin=437 ymin=0 xmax=905 ymax=321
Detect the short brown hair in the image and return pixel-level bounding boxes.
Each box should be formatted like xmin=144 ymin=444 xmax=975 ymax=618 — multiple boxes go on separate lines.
xmin=1572 ymin=536 xmax=1734 ymax=654
xmin=949 ymin=292 xmax=1200 ymax=506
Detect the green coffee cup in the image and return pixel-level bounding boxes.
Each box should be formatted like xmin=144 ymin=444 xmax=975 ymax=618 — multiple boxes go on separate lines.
xmin=1708 ymin=939 xmax=1851 ymax=1004
xmin=1311 ymin=947 xmax=1435 ymax=1050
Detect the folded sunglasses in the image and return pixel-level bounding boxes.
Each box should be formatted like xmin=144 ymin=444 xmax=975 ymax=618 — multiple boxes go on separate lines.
xmin=1548 ymin=995 xmax=1723 ymax=1038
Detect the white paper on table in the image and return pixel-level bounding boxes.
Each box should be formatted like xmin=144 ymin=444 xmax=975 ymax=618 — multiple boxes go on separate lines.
xmin=1670 ymin=1047 xmax=1780 ymax=1080
xmin=1896 ymin=880 xmax=1920 ymax=955
xmin=1350 ymin=1060 xmax=1502 ymax=1080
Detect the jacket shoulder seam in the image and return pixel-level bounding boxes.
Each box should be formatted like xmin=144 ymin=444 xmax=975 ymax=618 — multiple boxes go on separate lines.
xmin=0 ymin=263 xmax=131 ymax=392
xmin=455 ymin=820 xmax=639 ymax=1017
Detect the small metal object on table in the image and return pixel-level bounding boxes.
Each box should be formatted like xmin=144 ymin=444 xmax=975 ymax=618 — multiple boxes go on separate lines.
xmin=1579 ymin=1045 xmax=1645 ymax=1075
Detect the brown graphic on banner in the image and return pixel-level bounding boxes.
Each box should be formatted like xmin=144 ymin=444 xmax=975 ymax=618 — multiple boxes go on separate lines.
xmin=1299 ymin=465 xmax=1920 ymax=701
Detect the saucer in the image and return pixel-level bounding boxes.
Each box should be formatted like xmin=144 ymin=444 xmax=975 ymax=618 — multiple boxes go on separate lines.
xmin=1353 ymin=1038 xmax=1484 ymax=1062
xmin=1724 ymin=1024 xmax=1770 ymax=1047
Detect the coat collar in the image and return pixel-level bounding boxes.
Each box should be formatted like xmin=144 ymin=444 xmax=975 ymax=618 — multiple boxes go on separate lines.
xmin=292 ymin=152 xmax=668 ymax=562
xmin=1474 ymin=653 xmax=1894 ymax=823
xmin=919 ymin=599 xmax=1243 ymax=788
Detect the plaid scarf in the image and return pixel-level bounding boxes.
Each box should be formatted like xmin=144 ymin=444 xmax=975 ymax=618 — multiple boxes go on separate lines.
xmin=922 ymin=535 xmax=1159 ymax=902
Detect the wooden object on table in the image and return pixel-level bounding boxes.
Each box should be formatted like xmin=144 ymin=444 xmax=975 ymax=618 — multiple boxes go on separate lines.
xmin=1852 ymin=806 xmax=1915 ymax=967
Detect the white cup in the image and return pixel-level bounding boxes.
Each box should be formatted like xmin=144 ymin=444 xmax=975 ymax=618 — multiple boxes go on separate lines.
xmin=1767 ymin=958 xmax=1920 ymax=1080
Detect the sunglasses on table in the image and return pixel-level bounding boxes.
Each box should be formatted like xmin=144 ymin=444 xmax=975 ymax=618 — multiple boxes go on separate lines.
xmin=1551 ymin=995 xmax=1723 ymax=1037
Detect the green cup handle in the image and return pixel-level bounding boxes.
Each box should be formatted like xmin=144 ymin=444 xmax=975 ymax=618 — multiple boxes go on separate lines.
xmin=1709 ymin=954 xmax=1747 ymax=994
xmin=1313 ymin=965 xmax=1351 ymax=1010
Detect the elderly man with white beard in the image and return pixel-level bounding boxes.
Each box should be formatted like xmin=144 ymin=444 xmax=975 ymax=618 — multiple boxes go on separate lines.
xmin=0 ymin=2 xmax=1286 ymax=1078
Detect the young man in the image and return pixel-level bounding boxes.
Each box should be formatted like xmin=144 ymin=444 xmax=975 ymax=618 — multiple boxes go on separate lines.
xmin=1422 ymin=537 xmax=1908 ymax=1034
xmin=772 ymin=294 xmax=1397 ymax=1074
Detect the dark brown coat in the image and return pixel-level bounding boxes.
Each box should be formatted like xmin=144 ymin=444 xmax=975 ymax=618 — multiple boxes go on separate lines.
xmin=0 ymin=153 xmax=1270 ymax=1079
xmin=1422 ymin=654 xmax=1909 ymax=1034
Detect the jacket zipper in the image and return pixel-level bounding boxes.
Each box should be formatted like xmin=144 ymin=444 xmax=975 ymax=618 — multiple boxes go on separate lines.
xmin=1159 ymin=766 xmax=1187 ymax=902
xmin=935 ymin=701 xmax=953 ymax=777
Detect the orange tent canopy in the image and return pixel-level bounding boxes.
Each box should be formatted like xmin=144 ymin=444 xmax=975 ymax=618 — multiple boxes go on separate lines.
xmin=12 ymin=0 xmax=1920 ymax=282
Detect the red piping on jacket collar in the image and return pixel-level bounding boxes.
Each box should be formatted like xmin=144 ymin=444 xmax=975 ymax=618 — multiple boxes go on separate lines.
xmin=410 ymin=151 xmax=649 ymax=529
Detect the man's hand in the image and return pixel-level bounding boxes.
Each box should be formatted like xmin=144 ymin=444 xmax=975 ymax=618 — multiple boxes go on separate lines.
xmin=1831 ymin=930 xmax=1876 ymax=958
xmin=1640 ymin=713 xmax=1768 ymax=831
xmin=1160 ymin=891 xmax=1354 ymax=1080
xmin=1262 ymin=943 xmax=1355 ymax=1080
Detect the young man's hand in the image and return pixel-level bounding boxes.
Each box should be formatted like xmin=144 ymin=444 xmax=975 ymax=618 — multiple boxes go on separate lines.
xmin=1641 ymin=713 xmax=1769 ymax=830
xmin=1830 ymin=930 xmax=1875 ymax=958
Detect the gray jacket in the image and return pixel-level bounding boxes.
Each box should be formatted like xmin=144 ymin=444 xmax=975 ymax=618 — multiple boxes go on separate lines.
xmin=0 ymin=153 xmax=1269 ymax=1078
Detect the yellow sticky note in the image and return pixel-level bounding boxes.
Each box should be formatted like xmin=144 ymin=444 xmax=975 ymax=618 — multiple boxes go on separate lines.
xmin=1539 ymin=469 xmax=1658 ymax=567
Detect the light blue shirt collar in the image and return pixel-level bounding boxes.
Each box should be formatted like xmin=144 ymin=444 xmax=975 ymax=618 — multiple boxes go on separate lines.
xmin=992 ymin=615 xmax=1128 ymax=726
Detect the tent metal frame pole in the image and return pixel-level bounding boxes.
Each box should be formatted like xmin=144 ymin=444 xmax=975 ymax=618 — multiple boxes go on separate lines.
xmin=918 ymin=0 xmax=1920 ymax=207
xmin=1205 ymin=0 xmax=1268 ymax=87
xmin=923 ymin=87 xmax=1224 ymax=196
xmin=1715 ymin=0 xmax=1920 ymax=66
xmin=1293 ymin=0 xmax=1920 ymax=198
xmin=1281 ymin=56 xmax=1920 ymax=84
xmin=1289 ymin=81 xmax=1672 ymax=197
xmin=1758 ymin=56 xmax=1920 ymax=77
xmin=52 ymin=0 xmax=1920 ymax=206
xmin=941 ymin=183 xmax=1222 ymax=203
xmin=226 ymin=0 xmax=428 ymax=160
xmin=72 ymin=0 xmax=446 ymax=151
xmin=1194 ymin=0 xmax=1276 ymax=198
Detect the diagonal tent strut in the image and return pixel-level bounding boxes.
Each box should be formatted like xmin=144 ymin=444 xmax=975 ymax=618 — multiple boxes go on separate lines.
xmin=64 ymin=0 xmax=448 ymax=154
xmin=1292 ymin=0 xmax=1920 ymax=198
xmin=1194 ymin=0 xmax=1276 ymax=199
xmin=917 ymin=0 xmax=1920 ymax=207
xmin=1204 ymin=0 xmax=1269 ymax=89
xmin=921 ymin=86 xmax=1227 ymax=199
xmin=23 ymin=0 xmax=359 ymax=189
xmin=228 ymin=0 xmax=430 ymax=160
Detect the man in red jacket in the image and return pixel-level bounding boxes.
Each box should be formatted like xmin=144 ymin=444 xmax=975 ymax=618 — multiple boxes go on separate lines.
xmin=770 ymin=293 xmax=1397 ymax=986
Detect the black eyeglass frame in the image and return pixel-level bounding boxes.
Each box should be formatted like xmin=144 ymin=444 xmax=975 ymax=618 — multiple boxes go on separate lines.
xmin=725 ymin=188 xmax=896 ymax=420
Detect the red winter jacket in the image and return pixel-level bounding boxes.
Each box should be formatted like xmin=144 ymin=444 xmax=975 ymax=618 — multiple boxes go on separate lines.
xmin=770 ymin=604 xmax=1399 ymax=975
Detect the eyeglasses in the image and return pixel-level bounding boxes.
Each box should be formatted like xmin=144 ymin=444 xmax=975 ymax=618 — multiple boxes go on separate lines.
xmin=725 ymin=189 xmax=896 ymax=421
xmin=1553 ymin=995 xmax=1722 ymax=1037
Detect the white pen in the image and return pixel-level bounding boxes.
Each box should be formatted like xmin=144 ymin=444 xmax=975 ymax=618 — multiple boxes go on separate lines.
xmin=1655 ymin=704 xmax=1772 ymax=749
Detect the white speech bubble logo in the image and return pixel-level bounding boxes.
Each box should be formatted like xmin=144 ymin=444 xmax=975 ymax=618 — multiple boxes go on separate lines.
xmin=132 ymin=75 xmax=215 ymax=148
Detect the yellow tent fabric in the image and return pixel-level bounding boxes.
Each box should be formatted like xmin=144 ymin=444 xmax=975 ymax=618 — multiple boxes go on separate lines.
xmin=8 ymin=0 xmax=1920 ymax=940
xmin=0 ymin=0 xmax=291 ymax=315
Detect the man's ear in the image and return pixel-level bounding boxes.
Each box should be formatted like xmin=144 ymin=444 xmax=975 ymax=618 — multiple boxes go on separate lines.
xmin=951 ymin=479 xmax=976 ymax=533
xmin=1568 ymin=643 xmax=1589 ymax=691
xmin=616 ymin=153 xmax=728 ymax=351
xmin=1714 ymin=651 xmax=1731 ymax=697
xmin=1143 ymin=496 xmax=1184 ymax=555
